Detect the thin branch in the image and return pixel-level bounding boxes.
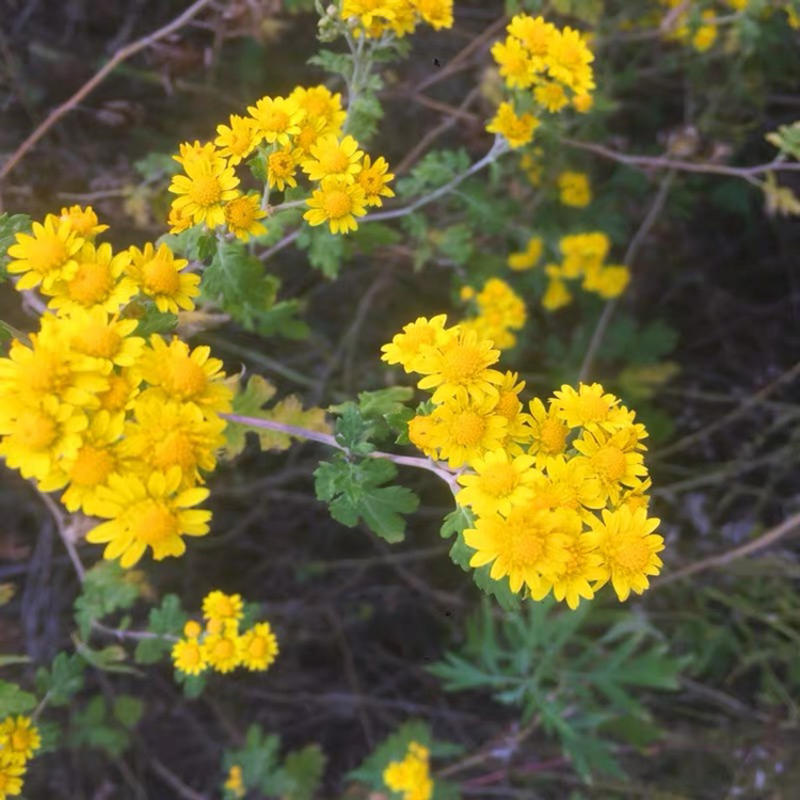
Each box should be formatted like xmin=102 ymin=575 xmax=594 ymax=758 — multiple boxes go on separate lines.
xmin=654 ymin=510 xmax=800 ymax=588
xmin=0 ymin=0 xmax=216 ymax=183
xmin=37 ymin=489 xmax=85 ymax=582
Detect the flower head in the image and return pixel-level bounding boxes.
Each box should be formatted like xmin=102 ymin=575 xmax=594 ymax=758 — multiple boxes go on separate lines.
xmin=168 ymin=153 xmax=240 ymax=229
xmin=486 ymin=102 xmax=540 ymax=149
xmin=238 ymin=622 xmax=279 ymax=671
xmin=126 ymin=242 xmax=200 ymax=313
xmin=304 ymin=176 xmax=367 ymax=234
xmin=224 ymin=194 xmax=267 ymax=241
xmin=247 ymin=95 xmax=304 ymax=146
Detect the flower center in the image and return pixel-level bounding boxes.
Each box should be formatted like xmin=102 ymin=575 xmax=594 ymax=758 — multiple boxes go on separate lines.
xmin=11 ymin=731 xmax=30 ymax=752
xmin=142 ymin=257 xmax=180 ymax=295
xmin=132 ymin=501 xmax=178 ymax=545
xmin=182 ymin=640 xmax=203 ymax=666
xmin=539 ymin=417 xmax=568 ymax=453
xmin=441 ymin=344 xmax=486 ymax=383
xmin=67 ymin=260 xmax=113 ymax=304
xmin=453 ymin=411 xmax=486 ymax=447
xmin=73 ymin=323 xmax=121 ymax=359
xmin=69 ymin=445 xmax=114 ymax=486
xmin=508 ymin=524 xmax=544 ymax=568
xmin=152 ymin=431 xmax=196 ymax=472
xmin=577 ymin=393 xmax=610 ymax=422
xmin=494 ymin=390 xmax=520 ymax=420
xmin=165 ymin=356 xmax=207 ymax=398
xmin=15 ymin=409 xmax=57 ymax=450
xmin=262 ymin=110 xmax=289 ymax=131
xmin=320 ymin=148 xmax=350 ymax=174
xmin=225 ymin=198 xmax=255 ymax=229
xmin=322 ymin=189 xmax=353 ymax=219
xmin=612 ymin=535 xmax=651 ymax=573
xmin=99 ymin=374 xmax=132 ymax=411
xmin=247 ymin=636 xmax=268 ymax=658
xmin=30 ymin=233 xmax=68 ymax=274
xmin=269 ymin=152 xmax=293 ymax=177
xmin=21 ymin=348 xmax=68 ymax=394
xmin=211 ymin=637 xmax=236 ymax=660
xmin=593 ymin=445 xmax=626 ymax=481
xmin=479 ymin=463 xmax=518 ymax=497
xmin=188 ymin=174 xmax=222 ymax=208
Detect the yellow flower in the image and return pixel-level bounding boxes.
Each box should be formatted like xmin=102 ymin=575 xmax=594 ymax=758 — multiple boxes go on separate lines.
xmin=534 ymin=80 xmax=569 ymax=112
xmin=168 ymin=153 xmax=240 ymax=229
xmin=342 ymin=0 xmax=396 ymax=30
xmin=238 ymin=622 xmax=279 ymax=671
xmin=96 ymin=369 xmax=140 ymax=413
xmin=203 ymin=620 xmax=242 ymax=673
xmin=492 ymin=370 xmax=529 ymax=447
xmin=557 ymin=171 xmax=591 ymax=207
xmin=357 ymin=155 xmax=395 ymax=207
xmin=507 ymin=236 xmax=542 ymax=271
xmin=126 ymin=242 xmax=200 ymax=313
xmin=550 ymin=532 xmax=607 ymax=609
xmin=224 ymin=764 xmax=246 ymax=798
xmin=383 ymin=741 xmax=434 ymax=800
xmin=428 ymin=391 xmax=507 ymax=468
xmin=456 ymin=449 xmax=539 ymax=517
xmin=546 ymin=26 xmax=595 ymax=94
xmin=202 ymin=590 xmax=244 ymax=624
xmin=46 ymin=242 xmax=136 ymax=314
xmin=304 ymin=175 xmax=367 ymax=234
xmin=491 ymin=36 xmax=535 ymax=89
xmin=692 ymin=12 xmax=717 ymax=52
xmin=572 ymin=92 xmax=593 ymax=113
xmin=524 ymin=397 xmax=569 ymax=467
xmin=585 ymin=506 xmax=663 ymax=601
xmin=6 ymin=214 xmax=84 ymax=292
xmin=407 ymin=413 xmax=441 ymax=458
xmin=508 ymin=14 xmax=556 ymax=61
xmin=0 ymin=715 xmax=41 ymax=762
xmin=172 ymin=636 xmax=207 ymax=676
xmin=214 ymin=114 xmax=258 ymax=165
xmin=380 ymin=314 xmax=452 ymax=373
xmin=530 ymin=455 xmax=605 ymax=514
xmin=486 ymin=102 xmax=540 ymax=149
xmin=0 ymin=757 xmax=25 ymax=797
xmin=184 ymin=619 xmax=203 ymax=638
xmin=138 ymin=335 xmax=232 ymax=414
xmin=582 ymin=264 xmax=630 ymax=299
xmin=292 ymin=116 xmax=327 ymax=156
xmin=302 ymin=134 xmax=364 ymax=183
xmin=267 ymin=146 xmax=302 ymax=191
xmin=55 ymin=307 xmax=143 ymax=373
xmin=58 ymin=205 xmax=108 ymax=238
xmin=87 ymin=467 xmax=211 ymax=567
xmin=167 ymin=204 xmax=193 ymax=234
xmin=412 ymin=0 xmax=454 ymax=31
xmin=416 ymin=327 xmax=504 ymax=404
xmin=289 ymin=85 xmax=346 ymax=133
xmin=559 ymin=231 xmax=609 ymax=277
xmin=172 ymin=140 xmax=218 ymax=168
xmin=224 ymin=194 xmax=267 ymax=241
xmin=464 ymin=504 xmax=578 ymax=595
xmin=247 ymin=95 xmax=304 ymax=146
xmin=552 ymin=382 xmax=620 ymax=430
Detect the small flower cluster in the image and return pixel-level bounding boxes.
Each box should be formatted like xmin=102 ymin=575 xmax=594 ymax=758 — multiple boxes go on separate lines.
xmin=459 ymin=278 xmax=527 ymax=351
xmin=172 ymin=591 xmax=279 ymax=676
xmin=381 ymin=317 xmax=663 ymax=608
xmin=168 ymin=85 xmax=395 ymax=237
xmin=2 ymin=207 xmax=229 ymax=568
xmin=487 ymin=14 xmax=595 ymax=149
xmin=224 ymin=764 xmax=245 ymax=798
xmin=0 ymin=715 xmax=40 ymax=800
xmin=557 ymin=170 xmax=592 ymax=207
xmin=382 ymin=741 xmax=433 ymax=800
xmin=662 ymin=0 xmax=718 ymax=51
xmin=340 ymin=0 xmax=453 ymax=38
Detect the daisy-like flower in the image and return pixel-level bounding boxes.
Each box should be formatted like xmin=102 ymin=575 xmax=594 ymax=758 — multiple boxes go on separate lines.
xmin=267 ymin=146 xmax=302 ymax=191
xmin=507 ymin=14 xmax=557 ymax=61
xmin=301 ymin=134 xmax=363 ymax=183
xmin=550 ymin=532 xmax=608 ymax=609
xmin=380 ymin=314 xmax=452 ymax=373
xmin=58 ymin=205 xmax=108 ymax=238
xmin=202 ymin=590 xmax=244 ymax=624
xmin=534 ymin=80 xmax=569 ymax=112
xmin=557 ymin=171 xmax=591 ymax=207
xmin=0 ymin=757 xmax=25 ymax=796
xmin=552 ymin=382 xmax=620 ymax=430
xmin=412 ymin=0 xmax=454 ymax=30
xmin=507 ymin=236 xmax=542 ymax=271
xmin=202 ymin=619 xmax=242 ymax=673
xmin=357 ymin=155 xmax=395 ymax=207
xmin=184 ymin=619 xmax=203 ymax=639
xmin=486 ymin=102 xmax=540 ymax=149
xmin=416 ymin=327 xmax=504 ymax=404
xmin=559 ymin=232 xmax=610 ymax=277
xmin=168 ymin=153 xmax=240 ymax=229
xmin=303 ymin=175 xmax=367 ymax=234
xmin=172 ymin=140 xmax=218 ymax=168
xmin=247 ymin=95 xmax=304 ymax=146
xmin=464 ymin=505 xmax=578 ymax=595
xmin=457 ymin=449 xmax=539 ymax=517
xmin=238 ymin=622 xmax=279 ymax=671
xmin=407 ymin=413 xmax=441 ymax=458
xmin=524 ymin=397 xmax=569 ymax=467
xmin=46 ymin=242 xmax=136 ymax=313
xmin=6 ymin=214 xmax=84 ymax=292
xmin=138 ymin=335 xmax=232 ymax=414
xmin=582 ymin=264 xmax=630 ymax=299
xmin=167 ymin=203 xmax=194 ymax=234
xmin=214 ymin=114 xmax=258 ymax=165
xmin=428 ymin=391 xmax=507 ymax=468
xmin=289 ymin=85 xmax=346 ymax=133
xmin=224 ymin=765 xmax=246 ymax=799
xmin=585 ymin=506 xmax=663 ymax=601
xmin=224 ymin=194 xmax=267 ymax=241
xmin=546 ymin=26 xmax=595 ymax=94
xmin=87 ymin=466 xmax=211 ymax=567
xmin=341 ymin=0 xmax=396 ymax=30
xmin=491 ymin=36 xmax=535 ymax=89
xmin=529 ymin=455 xmax=605 ymax=514
xmin=491 ymin=371 xmax=529 ymax=448
xmin=542 ymin=272 xmax=572 ymax=310
xmin=126 ymin=242 xmax=200 ymax=313
xmin=96 ymin=369 xmax=141 ymax=413
xmin=0 ymin=715 xmax=41 ymax=762
xmin=172 ymin=636 xmax=207 ymax=676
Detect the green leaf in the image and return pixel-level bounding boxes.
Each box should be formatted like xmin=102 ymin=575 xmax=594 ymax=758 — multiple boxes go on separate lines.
xmin=112 ymin=695 xmax=144 ymax=728
xmin=0 ymin=213 xmax=32 ymax=279
xmin=396 ymin=149 xmax=470 ymax=198
xmin=0 ymin=680 xmax=36 ymax=717
xmin=332 ymin=402 xmax=376 ymax=455
xmin=314 ymin=456 xmax=419 ymax=542
xmin=223 ymin=724 xmax=282 ymax=792
xmin=308 ymin=49 xmax=353 ymax=79
xmin=74 ymin=561 xmax=139 ymax=639
xmin=295 ymin=225 xmax=345 ymax=278
xmin=36 ymin=652 xmax=85 ymax=706
xmin=177 ymin=671 xmax=206 ymax=699
xmin=282 ymin=744 xmax=326 ymax=800
xmin=70 ymin=695 xmax=131 ymax=757
xmin=128 ymin=300 xmax=178 ymax=337
xmin=134 ymin=594 xmax=186 ymax=664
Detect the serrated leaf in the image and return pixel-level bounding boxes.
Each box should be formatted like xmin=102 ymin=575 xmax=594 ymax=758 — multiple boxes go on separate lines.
xmin=332 ymin=402 xmax=375 ymax=454
xmin=0 ymin=680 xmax=36 ymax=717
xmin=295 ymin=225 xmax=345 ymax=278
xmin=223 ymin=724 xmax=282 ymax=792
xmin=74 ymin=561 xmax=140 ymax=639
xmin=134 ymin=594 xmax=186 ymax=664
xmin=126 ymin=300 xmax=178 ymax=337
xmin=36 ymin=652 xmax=85 ymax=706
xmin=282 ymin=744 xmax=326 ymax=800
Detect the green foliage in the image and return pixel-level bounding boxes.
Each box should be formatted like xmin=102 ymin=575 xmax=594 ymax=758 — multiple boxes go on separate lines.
xmin=0 ymin=680 xmax=36 ymax=717
xmin=396 ymin=149 xmax=471 ymax=198
xmin=766 ymin=120 xmax=800 ymax=160
xmin=296 ymin=225 xmax=345 ymax=278
xmin=128 ymin=300 xmax=178 ymax=337
xmin=0 ymin=212 xmax=31 ymax=279
xmin=134 ymin=594 xmax=186 ymax=664
xmin=74 ymin=561 xmax=140 ymax=639
xmin=330 ymin=387 xmax=415 ymax=446
xmin=36 ymin=652 xmax=85 ymax=706
xmin=430 ymin=600 xmax=688 ymax=780
xmin=223 ymin=725 xmax=325 ymax=800
xmin=69 ymin=694 xmax=140 ymax=757
xmin=315 ymin=455 xmax=419 ymax=542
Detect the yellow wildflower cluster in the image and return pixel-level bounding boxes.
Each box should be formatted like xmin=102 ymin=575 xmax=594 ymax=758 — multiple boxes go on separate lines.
xmin=382 ymin=741 xmax=433 ymax=800
xmin=224 ymin=764 xmax=245 ymax=798
xmin=661 ymin=0 xmax=719 ymax=51
xmin=487 ymin=15 xmax=595 ymax=149
xmin=340 ymin=0 xmax=453 ymax=37
xmin=172 ymin=590 xmax=279 ymax=676
xmin=542 ymin=232 xmax=630 ymax=311
xmin=460 ymin=278 xmax=527 ymax=350
xmin=2 ymin=208 xmax=229 ymax=568
xmin=381 ymin=317 xmax=663 ymax=608
xmin=557 ymin=170 xmax=592 ymax=207
xmin=168 ymin=85 xmax=394 ymax=237
xmin=0 ymin=716 xmax=40 ymax=800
